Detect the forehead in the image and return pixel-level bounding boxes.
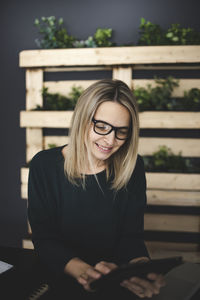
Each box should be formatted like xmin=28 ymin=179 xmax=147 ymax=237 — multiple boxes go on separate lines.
xmin=94 ymin=101 xmax=130 ymax=127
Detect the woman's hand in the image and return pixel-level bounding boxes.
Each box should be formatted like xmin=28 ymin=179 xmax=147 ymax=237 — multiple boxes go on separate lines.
xmin=120 ymin=273 xmax=165 ymax=298
xmin=120 ymin=257 xmax=166 ymax=298
xmin=78 ymin=260 xmax=118 ymax=292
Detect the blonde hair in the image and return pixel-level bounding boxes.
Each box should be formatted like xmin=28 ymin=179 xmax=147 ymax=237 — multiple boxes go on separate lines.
xmin=64 ymin=79 xmax=139 ymax=191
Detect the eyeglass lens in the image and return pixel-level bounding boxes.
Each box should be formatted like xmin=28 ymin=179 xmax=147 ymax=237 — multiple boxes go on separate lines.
xmin=94 ymin=121 xmax=129 ymax=140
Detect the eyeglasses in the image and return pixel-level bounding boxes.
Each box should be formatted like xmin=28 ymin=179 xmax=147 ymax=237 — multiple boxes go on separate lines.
xmin=92 ymin=118 xmax=130 ymax=140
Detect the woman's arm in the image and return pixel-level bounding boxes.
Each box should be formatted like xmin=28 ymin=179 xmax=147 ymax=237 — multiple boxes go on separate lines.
xmin=28 ymin=152 xmax=77 ymax=275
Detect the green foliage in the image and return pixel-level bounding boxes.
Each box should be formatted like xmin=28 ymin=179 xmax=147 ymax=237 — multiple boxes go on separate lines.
xmin=33 ymin=85 xmax=83 ymax=110
xmin=73 ymin=36 xmax=97 ymax=48
xmin=182 ymin=88 xmax=200 ymax=110
xmin=73 ymin=28 xmax=113 ymax=48
xmin=48 ymin=144 xmax=57 ymax=149
xmin=134 ymin=76 xmax=179 ymax=111
xmin=93 ymin=28 xmax=113 ymax=47
xmin=138 ymin=18 xmax=200 ymax=45
xmin=143 ymin=146 xmax=199 ymax=173
xmin=166 ymin=24 xmax=200 ymax=45
xmin=34 ymin=16 xmax=200 ymax=48
xmin=34 ymin=16 xmax=75 ymax=48
xmin=68 ymin=85 xmax=84 ymax=104
xmin=138 ymin=18 xmax=167 ymax=46
xmin=34 ymin=16 xmax=113 ymax=49
xmin=134 ymin=77 xmax=200 ymax=111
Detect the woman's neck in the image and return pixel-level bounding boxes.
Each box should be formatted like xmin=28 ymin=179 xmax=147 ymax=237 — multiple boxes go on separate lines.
xmin=62 ymin=145 xmax=106 ymax=175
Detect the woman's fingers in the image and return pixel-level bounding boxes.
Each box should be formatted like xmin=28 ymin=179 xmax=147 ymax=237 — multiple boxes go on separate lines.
xmin=77 ymin=267 xmax=101 ymax=291
xmin=147 ymin=273 xmax=166 ymax=288
xmin=131 ymin=276 xmax=159 ymax=294
xmin=94 ymin=261 xmax=118 ymax=275
xmin=121 ymin=275 xmax=165 ymax=298
xmin=121 ymin=280 xmax=146 ymax=297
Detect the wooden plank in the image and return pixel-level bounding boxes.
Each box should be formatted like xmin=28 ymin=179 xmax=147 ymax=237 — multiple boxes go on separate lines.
xmin=44 ymin=66 xmax=112 ymax=72
xmin=112 ymin=67 xmax=132 ymax=88
xmin=26 ymin=69 xmax=43 ymax=110
xmin=21 ymin=183 xmax=27 ymax=199
xmin=44 ymin=78 xmax=200 ymax=97
xmin=47 ymin=78 xmax=200 ymax=97
xmin=144 ymin=213 xmax=200 ymax=232
xmin=21 ymin=168 xmax=28 ymax=183
xmin=146 ymin=241 xmax=200 ymax=263
xmin=22 ymin=239 xmax=33 ymax=249
xmin=147 ymin=189 xmax=200 ymax=207
xmin=133 ymin=79 xmax=200 ymax=97
xmin=19 ymin=46 xmax=200 ymax=67
xmin=44 ymin=80 xmax=97 ymax=96
xmin=146 ymin=241 xmax=200 ymax=251
xmin=139 ymin=137 xmax=200 ymax=157
xmin=20 ymin=111 xmax=73 ymax=128
xmin=20 ymin=111 xmax=200 ymax=129
xmin=44 ymin=66 xmax=200 ymax=72
xmin=139 ymin=111 xmax=200 ymax=129
xmin=146 ymin=173 xmax=200 ymax=191
xmin=26 ymin=128 xmax=43 ymax=163
xmin=134 ymin=65 xmax=200 ymax=70
xmin=147 ymin=190 xmax=200 ymax=206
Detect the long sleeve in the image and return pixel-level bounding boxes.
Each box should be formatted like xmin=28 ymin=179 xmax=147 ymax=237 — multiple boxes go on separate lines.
xmin=115 ymin=156 xmax=149 ymax=264
xmin=28 ymin=152 xmax=76 ymax=275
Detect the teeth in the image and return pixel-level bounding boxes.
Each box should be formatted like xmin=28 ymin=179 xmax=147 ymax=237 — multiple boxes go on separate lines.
xmin=97 ymin=144 xmax=112 ymax=151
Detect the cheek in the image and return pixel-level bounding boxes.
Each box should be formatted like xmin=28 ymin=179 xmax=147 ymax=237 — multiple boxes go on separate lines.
xmin=88 ymin=126 xmax=96 ymax=143
xmin=116 ymin=140 xmax=125 ymax=149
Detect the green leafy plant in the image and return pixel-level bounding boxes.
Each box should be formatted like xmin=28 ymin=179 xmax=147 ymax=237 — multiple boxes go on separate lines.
xmin=48 ymin=143 xmax=57 ymax=149
xmin=166 ymin=24 xmax=200 ymax=45
xmin=33 ymin=85 xmax=83 ymax=110
xmin=134 ymin=76 xmax=179 ymax=111
xmin=34 ymin=16 xmax=113 ymax=48
xmin=138 ymin=18 xmax=167 ymax=46
xmin=143 ymin=146 xmax=199 ymax=173
xmin=138 ymin=18 xmax=200 ymax=45
xmin=73 ymin=36 xmax=97 ymax=48
xmin=34 ymin=16 xmax=75 ymax=48
xmin=73 ymin=28 xmax=113 ymax=48
xmin=134 ymin=77 xmax=200 ymax=111
xmin=181 ymin=88 xmax=200 ymax=110
xmin=93 ymin=28 xmax=113 ymax=47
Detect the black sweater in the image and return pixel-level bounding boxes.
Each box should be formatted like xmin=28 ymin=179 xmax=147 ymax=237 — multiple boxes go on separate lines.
xmin=28 ymin=145 xmax=149 ymax=275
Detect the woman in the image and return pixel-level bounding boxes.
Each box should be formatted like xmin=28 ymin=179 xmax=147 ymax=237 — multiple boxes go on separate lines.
xmin=28 ymin=79 xmax=165 ymax=299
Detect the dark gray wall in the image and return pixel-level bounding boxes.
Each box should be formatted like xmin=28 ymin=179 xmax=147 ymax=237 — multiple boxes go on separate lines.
xmin=1 ymin=0 xmax=200 ymax=248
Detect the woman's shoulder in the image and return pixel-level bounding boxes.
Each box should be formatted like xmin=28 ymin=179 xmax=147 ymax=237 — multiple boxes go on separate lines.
xmin=135 ymin=154 xmax=145 ymax=171
xmin=29 ymin=145 xmax=66 ymax=168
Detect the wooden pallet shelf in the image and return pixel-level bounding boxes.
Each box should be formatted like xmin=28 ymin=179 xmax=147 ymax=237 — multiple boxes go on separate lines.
xmin=19 ymin=45 xmax=200 ymax=260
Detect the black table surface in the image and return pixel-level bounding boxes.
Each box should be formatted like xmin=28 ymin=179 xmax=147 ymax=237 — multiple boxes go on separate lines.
xmin=0 ymin=245 xmax=200 ymax=300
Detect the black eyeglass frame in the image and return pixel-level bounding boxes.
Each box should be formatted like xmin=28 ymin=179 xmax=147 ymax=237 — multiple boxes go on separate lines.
xmin=92 ymin=118 xmax=131 ymax=140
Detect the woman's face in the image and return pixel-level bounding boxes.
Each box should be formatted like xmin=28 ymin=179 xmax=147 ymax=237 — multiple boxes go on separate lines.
xmin=88 ymin=101 xmax=130 ymax=167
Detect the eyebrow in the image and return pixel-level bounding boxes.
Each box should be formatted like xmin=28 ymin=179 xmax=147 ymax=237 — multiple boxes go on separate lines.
xmin=94 ymin=118 xmax=129 ymax=129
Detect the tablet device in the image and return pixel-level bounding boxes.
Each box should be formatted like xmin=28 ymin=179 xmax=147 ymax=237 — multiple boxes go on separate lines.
xmin=90 ymin=256 xmax=183 ymax=290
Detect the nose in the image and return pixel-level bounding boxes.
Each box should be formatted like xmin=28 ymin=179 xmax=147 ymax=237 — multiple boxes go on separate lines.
xmin=103 ymin=130 xmax=115 ymax=145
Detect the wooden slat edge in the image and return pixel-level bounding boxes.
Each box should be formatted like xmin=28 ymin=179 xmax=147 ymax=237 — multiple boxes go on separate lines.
xmin=19 ymin=46 xmax=200 ymax=67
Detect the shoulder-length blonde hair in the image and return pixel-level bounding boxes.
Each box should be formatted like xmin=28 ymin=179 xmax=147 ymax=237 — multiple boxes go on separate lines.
xmin=64 ymin=79 xmax=139 ymax=191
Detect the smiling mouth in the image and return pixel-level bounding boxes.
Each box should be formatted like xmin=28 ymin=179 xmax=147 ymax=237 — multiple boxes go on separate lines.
xmin=95 ymin=143 xmax=113 ymax=153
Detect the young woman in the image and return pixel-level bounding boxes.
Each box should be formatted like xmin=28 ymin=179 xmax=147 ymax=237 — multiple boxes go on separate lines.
xmin=28 ymin=79 xmax=165 ymax=299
